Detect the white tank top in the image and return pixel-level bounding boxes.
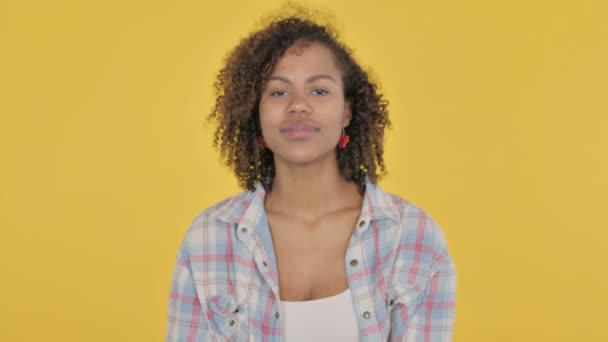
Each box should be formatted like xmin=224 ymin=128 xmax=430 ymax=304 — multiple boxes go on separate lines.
xmin=280 ymin=288 xmax=360 ymax=341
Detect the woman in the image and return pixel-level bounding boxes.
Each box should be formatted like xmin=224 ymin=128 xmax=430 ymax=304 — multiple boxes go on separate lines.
xmin=166 ymin=11 xmax=456 ymax=342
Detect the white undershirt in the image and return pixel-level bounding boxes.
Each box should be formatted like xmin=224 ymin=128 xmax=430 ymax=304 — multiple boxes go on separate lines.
xmin=280 ymin=288 xmax=360 ymax=342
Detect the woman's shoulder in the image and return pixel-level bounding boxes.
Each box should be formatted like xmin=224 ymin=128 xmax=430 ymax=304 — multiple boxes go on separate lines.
xmin=376 ymin=186 xmax=450 ymax=255
xmin=386 ymin=192 xmax=437 ymax=225
xmin=176 ymin=188 xmax=259 ymax=253
xmin=190 ymin=188 xmax=258 ymax=230
xmin=370 ymin=183 xmax=439 ymax=226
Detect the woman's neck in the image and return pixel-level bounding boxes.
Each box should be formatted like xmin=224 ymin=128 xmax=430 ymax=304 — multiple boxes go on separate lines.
xmin=264 ymin=160 xmax=363 ymax=221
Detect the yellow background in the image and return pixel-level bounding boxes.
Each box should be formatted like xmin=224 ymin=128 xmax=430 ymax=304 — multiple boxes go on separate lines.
xmin=1 ymin=0 xmax=606 ymax=341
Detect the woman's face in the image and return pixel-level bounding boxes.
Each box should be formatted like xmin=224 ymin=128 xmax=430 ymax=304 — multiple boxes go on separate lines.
xmin=258 ymin=41 xmax=351 ymax=166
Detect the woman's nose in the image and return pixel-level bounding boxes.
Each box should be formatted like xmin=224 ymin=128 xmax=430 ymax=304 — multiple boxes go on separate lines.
xmin=286 ymin=91 xmax=312 ymax=115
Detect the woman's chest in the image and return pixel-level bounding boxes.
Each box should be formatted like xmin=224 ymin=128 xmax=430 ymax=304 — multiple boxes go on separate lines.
xmin=189 ymin=218 xmax=426 ymax=341
xmin=267 ymin=211 xmax=358 ymax=301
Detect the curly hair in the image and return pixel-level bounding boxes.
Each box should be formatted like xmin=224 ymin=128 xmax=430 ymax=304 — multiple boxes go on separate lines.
xmin=207 ymin=7 xmax=391 ymax=195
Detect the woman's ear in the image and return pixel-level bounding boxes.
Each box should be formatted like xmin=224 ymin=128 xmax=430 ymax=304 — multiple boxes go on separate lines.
xmin=343 ymin=101 xmax=352 ymax=126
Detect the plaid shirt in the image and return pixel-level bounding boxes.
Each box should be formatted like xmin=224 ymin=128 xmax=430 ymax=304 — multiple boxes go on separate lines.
xmin=166 ymin=176 xmax=456 ymax=341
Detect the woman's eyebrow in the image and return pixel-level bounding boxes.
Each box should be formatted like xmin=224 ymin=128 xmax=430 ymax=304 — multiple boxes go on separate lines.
xmin=267 ymin=74 xmax=337 ymax=84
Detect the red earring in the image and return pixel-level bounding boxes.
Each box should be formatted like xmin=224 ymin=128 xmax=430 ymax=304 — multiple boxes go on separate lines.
xmin=338 ymin=128 xmax=350 ymax=149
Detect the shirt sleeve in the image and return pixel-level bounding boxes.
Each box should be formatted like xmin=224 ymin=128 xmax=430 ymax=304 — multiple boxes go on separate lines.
xmin=391 ymin=211 xmax=457 ymax=342
xmin=165 ymin=235 xmax=209 ymax=342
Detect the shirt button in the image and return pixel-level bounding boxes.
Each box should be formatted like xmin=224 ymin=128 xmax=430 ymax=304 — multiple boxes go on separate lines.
xmin=363 ymin=311 xmax=371 ymax=319
xmin=389 ymin=299 xmax=395 ymax=306
xmin=229 ymin=319 xmax=235 ymax=326
xmin=350 ymin=259 xmax=358 ymax=267
xmin=275 ymin=312 xmax=280 ymax=319
xmin=241 ymin=227 xmax=248 ymax=233
xmin=262 ymin=260 xmax=268 ymax=267
xmin=358 ymin=220 xmax=366 ymax=227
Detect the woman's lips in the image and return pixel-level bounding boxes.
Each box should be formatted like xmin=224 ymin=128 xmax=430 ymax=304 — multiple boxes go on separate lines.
xmin=280 ymin=126 xmax=319 ymax=139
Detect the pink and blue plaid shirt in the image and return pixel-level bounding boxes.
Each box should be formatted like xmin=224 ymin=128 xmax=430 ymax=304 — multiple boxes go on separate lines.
xmin=166 ymin=176 xmax=456 ymax=341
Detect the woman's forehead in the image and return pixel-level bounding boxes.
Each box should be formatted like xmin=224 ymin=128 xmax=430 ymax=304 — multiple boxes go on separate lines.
xmin=271 ymin=41 xmax=341 ymax=77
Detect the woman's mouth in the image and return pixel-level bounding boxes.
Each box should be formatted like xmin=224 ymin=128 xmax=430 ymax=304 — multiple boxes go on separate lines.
xmin=280 ymin=125 xmax=319 ymax=140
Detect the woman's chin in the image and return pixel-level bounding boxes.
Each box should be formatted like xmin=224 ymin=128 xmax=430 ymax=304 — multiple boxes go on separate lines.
xmin=273 ymin=148 xmax=335 ymax=167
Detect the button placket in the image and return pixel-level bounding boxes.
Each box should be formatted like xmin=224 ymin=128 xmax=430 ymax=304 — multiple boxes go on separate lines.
xmin=254 ymin=254 xmax=267 ymax=269
xmin=236 ymin=225 xmax=249 ymax=242
xmin=356 ymin=217 xmax=370 ymax=233
xmin=347 ymin=241 xmax=363 ymax=271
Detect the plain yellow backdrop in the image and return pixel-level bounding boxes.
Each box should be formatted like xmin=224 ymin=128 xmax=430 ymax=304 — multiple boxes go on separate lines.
xmin=1 ymin=0 xmax=607 ymax=341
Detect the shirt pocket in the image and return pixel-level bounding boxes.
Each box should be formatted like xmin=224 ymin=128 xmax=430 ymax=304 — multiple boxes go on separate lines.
xmin=204 ymin=294 xmax=249 ymax=341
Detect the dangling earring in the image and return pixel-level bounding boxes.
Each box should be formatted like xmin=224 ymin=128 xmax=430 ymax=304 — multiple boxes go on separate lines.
xmin=338 ymin=127 xmax=350 ymax=149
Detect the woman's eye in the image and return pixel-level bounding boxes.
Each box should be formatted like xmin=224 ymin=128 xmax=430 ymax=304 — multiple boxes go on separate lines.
xmin=312 ymin=89 xmax=328 ymax=95
xmin=270 ymin=90 xmax=287 ymax=97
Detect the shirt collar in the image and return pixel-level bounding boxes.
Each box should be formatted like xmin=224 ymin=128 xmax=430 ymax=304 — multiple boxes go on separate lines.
xmin=211 ymin=175 xmax=401 ymax=234
xmin=358 ymin=175 xmax=401 ymax=231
